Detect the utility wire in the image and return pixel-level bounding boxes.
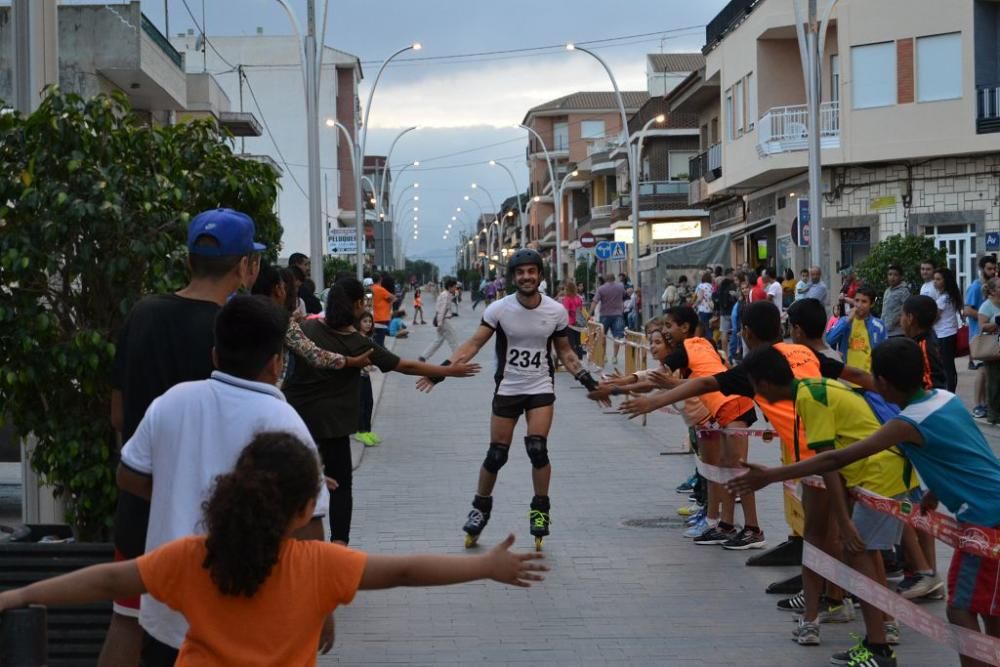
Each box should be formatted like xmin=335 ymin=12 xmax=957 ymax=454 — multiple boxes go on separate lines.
xmin=242 ymin=72 xmax=310 ymax=200
xmin=179 ymin=0 xmax=238 ymax=70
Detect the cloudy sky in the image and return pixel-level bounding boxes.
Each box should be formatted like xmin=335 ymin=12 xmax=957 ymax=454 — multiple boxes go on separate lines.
xmin=131 ymin=0 xmax=727 ymax=271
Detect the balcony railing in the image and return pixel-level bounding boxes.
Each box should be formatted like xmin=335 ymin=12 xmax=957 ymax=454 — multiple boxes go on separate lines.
xmin=978 ymin=84 xmax=1000 ymax=134
xmin=687 ymin=143 xmax=723 ymax=183
xmin=590 ymin=204 xmax=614 ymax=219
xmin=142 ymin=14 xmax=184 ymax=70
xmin=756 ymin=102 xmax=840 ymax=157
xmin=638 ymin=181 xmax=688 ymax=196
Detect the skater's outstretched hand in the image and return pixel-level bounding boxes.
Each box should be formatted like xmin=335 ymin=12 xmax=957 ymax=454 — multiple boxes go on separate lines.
xmin=442 ymin=361 xmax=481 ymax=377
xmin=415 ymin=376 xmax=436 ymax=393
xmin=487 ymin=534 xmax=548 ymax=588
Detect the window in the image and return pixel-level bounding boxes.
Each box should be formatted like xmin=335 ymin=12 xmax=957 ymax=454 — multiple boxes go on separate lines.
xmin=830 ymin=54 xmax=840 ymax=104
xmin=917 ymin=33 xmax=962 ymax=102
xmin=668 ymin=151 xmax=697 ymax=180
xmin=725 ymin=91 xmax=734 ymax=141
xmin=851 ymin=42 xmax=896 ymax=109
xmin=580 ymin=120 xmax=606 ymax=139
xmin=553 ymin=122 xmax=569 ymax=151
xmin=734 ymin=80 xmax=745 ymax=136
xmin=746 ymin=73 xmax=757 ymax=130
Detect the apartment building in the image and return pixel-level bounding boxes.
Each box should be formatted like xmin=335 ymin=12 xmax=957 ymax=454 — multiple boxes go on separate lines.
xmin=671 ymin=0 xmax=1000 ymax=292
xmin=521 ymin=91 xmax=649 ymax=278
xmin=173 ymin=31 xmax=362 ymax=260
xmin=363 ymin=155 xmax=394 ymax=270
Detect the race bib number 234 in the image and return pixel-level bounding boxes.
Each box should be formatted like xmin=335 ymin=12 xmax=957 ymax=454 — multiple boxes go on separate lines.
xmin=507 ymin=347 xmax=544 ymax=370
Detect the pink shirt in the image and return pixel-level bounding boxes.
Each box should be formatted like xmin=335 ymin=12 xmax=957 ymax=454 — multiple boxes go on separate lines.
xmin=562 ymin=295 xmax=583 ymax=324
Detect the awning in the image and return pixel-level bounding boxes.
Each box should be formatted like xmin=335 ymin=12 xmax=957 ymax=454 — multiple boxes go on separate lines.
xmin=648 ymin=232 xmax=732 ymax=269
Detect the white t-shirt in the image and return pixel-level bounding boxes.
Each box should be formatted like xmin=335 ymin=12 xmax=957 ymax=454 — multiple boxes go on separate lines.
xmin=694 ymin=282 xmax=714 ymax=314
xmin=482 ymin=294 xmax=569 ymax=396
xmin=765 ymin=281 xmax=784 ymax=313
xmin=120 ymin=371 xmax=329 ymax=649
xmin=920 ymin=281 xmax=937 ymax=298
xmin=934 ymin=291 xmax=960 ymax=338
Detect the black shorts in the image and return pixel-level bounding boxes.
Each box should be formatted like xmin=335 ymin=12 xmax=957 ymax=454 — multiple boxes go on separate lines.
xmin=492 ymin=393 xmax=556 ymax=419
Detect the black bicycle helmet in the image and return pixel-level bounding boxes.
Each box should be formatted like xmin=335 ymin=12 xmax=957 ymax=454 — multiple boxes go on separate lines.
xmin=506 ymin=249 xmax=544 ymax=277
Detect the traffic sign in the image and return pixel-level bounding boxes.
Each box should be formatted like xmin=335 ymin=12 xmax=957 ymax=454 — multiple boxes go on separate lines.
xmin=610 ymin=241 xmax=628 ymax=260
xmin=580 ymin=232 xmax=596 ymax=248
xmin=988 ymin=232 xmax=1000 ymax=252
xmin=595 ymin=241 xmax=612 ymax=260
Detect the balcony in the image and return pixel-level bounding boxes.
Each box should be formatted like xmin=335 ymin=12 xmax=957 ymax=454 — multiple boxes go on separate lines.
xmin=638 ymin=181 xmax=688 ymax=196
xmin=978 ymin=85 xmax=1000 ymax=134
xmin=688 ymin=144 xmax=722 ymax=185
xmin=590 ymin=204 xmax=614 ymax=220
xmin=756 ymin=102 xmax=840 ymax=157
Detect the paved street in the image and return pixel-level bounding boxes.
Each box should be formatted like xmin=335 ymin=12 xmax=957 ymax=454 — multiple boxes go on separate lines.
xmin=320 ymin=294 xmax=960 ymax=666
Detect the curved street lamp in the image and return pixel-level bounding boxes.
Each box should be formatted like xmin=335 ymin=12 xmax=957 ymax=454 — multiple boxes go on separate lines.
xmin=518 ymin=123 xmax=561 ymax=280
xmin=489 ymin=160 xmax=525 ymax=249
xmin=567 ymin=42 xmax=639 ymax=320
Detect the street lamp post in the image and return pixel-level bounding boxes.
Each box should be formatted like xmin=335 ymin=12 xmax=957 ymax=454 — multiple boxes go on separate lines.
xmin=793 ymin=0 xmax=838 ymax=273
xmin=489 ymin=160 xmax=525 ymax=249
xmin=518 ymin=123 xmax=560 ymax=282
xmin=355 ymin=42 xmax=421 ymax=281
xmin=558 ymin=170 xmax=580 ymax=288
xmin=470 ymin=183 xmax=500 ymax=257
xmin=567 ymin=43 xmax=640 ymax=322
xmin=375 ymin=126 xmax=417 ymax=218
xmin=273 ymin=0 xmax=324 ymax=289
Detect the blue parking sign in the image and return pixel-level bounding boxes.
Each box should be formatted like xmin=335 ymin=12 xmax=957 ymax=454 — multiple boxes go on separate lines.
xmin=987 ymin=232 xmax=1000 ymax=252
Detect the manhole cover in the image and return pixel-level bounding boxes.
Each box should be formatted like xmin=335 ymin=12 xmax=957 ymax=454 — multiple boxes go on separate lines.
xmin=621 ymin=516 xmax=687 ymax=529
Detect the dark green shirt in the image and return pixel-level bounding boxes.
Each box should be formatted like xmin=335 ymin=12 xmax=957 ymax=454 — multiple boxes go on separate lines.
xmin=283 ymin=320 xmax=400 ymax=438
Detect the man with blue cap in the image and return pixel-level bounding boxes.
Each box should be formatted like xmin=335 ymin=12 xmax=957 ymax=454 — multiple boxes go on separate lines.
xmin=100 ymin=209 xmax=301 ymax=665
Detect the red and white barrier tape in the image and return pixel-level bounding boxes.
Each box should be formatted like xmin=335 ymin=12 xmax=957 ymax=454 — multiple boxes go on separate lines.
xmin=696 ymin=460 xmax=748 ymax=484
xmin=803 ymin=543 xmax=1000 ymax=665
xmin=784 ymin=477 xmax=1000 ymax=560
xmin=696 ymin=426 xmax=777 ymax=440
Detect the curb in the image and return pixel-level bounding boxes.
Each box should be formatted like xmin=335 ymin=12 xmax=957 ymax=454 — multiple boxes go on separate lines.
xmin=351 ymin=337 xmax=396 ymax=470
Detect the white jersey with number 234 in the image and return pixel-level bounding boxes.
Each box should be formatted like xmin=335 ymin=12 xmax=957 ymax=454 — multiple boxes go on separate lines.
xmin=481 ymin=294 xmax=569 ymax=396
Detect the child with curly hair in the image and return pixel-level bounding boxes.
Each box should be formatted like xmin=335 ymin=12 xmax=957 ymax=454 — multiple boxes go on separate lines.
xmin=0 ymin=433 xmax=546 ymax=665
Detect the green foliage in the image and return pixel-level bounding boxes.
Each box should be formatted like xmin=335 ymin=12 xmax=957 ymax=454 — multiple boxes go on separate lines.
xmin=323 ymin=256 xmax=356 ymax=285
xmin=574 ymin=260 xmax=597 ymax=291
xmin=856 ymin=235 xmax=946 ymax=310
xmin=405 ymin=259 xmax=439 ymax=285
xmin=0 ymin=90 xmax=281 ymax=537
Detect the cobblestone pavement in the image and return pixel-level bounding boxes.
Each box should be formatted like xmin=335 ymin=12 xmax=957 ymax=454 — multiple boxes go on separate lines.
xmin=320 ymin=294 xmax=961 ymax=666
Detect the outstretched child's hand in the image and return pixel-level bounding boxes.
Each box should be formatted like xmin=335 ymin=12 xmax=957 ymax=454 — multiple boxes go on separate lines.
xmin=486 ymin=534 xmax=548 ymax=587
xmin=618 ymin=395 xmax=656 ymax=419
xmin=415 ymin=377 xmax=436 ymax=393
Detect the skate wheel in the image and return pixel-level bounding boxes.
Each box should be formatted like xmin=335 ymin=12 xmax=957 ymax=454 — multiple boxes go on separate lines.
xmin=464 ymin=534 xmax=479 ymax=549
xmin=534 ymin=536 xmax=543 ymax=551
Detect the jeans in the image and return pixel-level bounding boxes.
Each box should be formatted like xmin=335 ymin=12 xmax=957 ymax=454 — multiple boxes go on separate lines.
xmin=359 ymin=375 xmax=373 ymax=432
xmin=938 ymin=333 xmax=958 ymax=392
xmin=698 ymin=312 xmax=713 ymax=343
xmin=316 ymin=436 xmax=353 ymax=544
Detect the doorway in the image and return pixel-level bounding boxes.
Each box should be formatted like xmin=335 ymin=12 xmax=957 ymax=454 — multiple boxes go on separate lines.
xmin=839 ymin=227 xmax=871 ymax=271
xmin=928 ymin=224 xmax=977 ymax=293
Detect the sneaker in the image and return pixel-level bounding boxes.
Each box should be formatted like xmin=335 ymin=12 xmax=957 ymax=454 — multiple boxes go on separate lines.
xmin=685 ymin=508 xmax=707 ymax=526
xmin=683 ymin=516 xmax=710 ymax=538
xmin=792 ymin=618 xmax=821 ymax=646
xmin=884 ymin=622 xmax=901 ymax=646
xmin=896 ymin=572 xmax=943 ymax=599
xmin=844 ymin=646 xmax=896 ymax=667
xmin=722 ymin=526 xmax=767 ymax=550
xmin=777 ymin=591 xmax=807 ymax=612
xmin=884 ymin=568 xmax=905 ymax=584
xmin=815 ymin=599 xmax=854 ymax=624
xmin=693 ymin=525 xmax=737 ymax=545
xmin=352 ymin=432 xmax=373 ymax=446
xmin=676 ymin=502 xmax=703 ymax=517
xmin=830 ymin=635 xmax=867 ymax=665
xmin=675 ymin=474 xmax=697 ymax=494
xmin=366 ymin=431 xmax=382 ymax=445
xmin=973 ymin=405 xmax=988 ymax=420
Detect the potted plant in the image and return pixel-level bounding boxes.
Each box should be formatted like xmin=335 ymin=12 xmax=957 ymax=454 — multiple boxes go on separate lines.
xmin=0 ymin=89 xmax=281 ymax=663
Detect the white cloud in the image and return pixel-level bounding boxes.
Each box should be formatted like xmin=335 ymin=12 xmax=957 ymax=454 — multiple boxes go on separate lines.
xmin=363 ymin=55 xmax=648 ymax=129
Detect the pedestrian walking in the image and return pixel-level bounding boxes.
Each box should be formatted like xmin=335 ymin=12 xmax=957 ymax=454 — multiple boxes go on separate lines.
xmin=561 ymin=281 xmax=585 ymax=358
xmin=0 ymin=434 xmax=547 ymax=665
xmin=101 ymin=208 xmax=262 ymax=667
xmin=931 ymin=267 xmax=964 ymax=392
xmin=283 ymin=278 xmax=480 ymax=544
xmin=594 ymin=273 xmax=627 ymax=364
xmin=420 ymin=279 xmax=461 ymax=362
xmin=413 ymin=288 xmax=427 ymax=325
xmin=415 ymin=249 xmax=607 ymax=550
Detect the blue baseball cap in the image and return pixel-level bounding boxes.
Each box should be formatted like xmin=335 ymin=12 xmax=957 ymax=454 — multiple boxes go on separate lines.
xmin=187 ymin=208 xmax=266 ymax=256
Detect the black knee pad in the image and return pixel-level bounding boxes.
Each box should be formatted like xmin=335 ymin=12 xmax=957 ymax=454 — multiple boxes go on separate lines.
xmin=483 ymin=442 xmax=509 ymax=474
xmin=524 ymin=435 xmax=549 ymax=469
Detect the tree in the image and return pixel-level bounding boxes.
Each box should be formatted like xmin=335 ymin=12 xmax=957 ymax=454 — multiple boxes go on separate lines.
xmin=0 ymin=90 xmax=282 ymax=538
xmin=323 ymin=256 xmax=356 ymax=285
xmin=856 ymin=235 xmax=946 ymax=314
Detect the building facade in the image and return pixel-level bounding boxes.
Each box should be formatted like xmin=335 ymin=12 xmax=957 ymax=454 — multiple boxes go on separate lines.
xmin=672 ymin=0 xmax=1000 ymax=294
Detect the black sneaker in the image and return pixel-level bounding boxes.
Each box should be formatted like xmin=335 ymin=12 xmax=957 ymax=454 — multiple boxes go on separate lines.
xmin=722 ymin=526 xmax=767 ymax=550
xmin=693 ymin=525 xmax=737 ymax=546
xmin=777 ymin=590 xmax=806 ymax=612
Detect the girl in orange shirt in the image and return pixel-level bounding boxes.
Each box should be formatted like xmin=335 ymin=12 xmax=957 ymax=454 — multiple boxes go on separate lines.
xmin=0 ymin=433 xmax=546 ymax=666
xmin=412 ymin=288 xmax=426 ymax=325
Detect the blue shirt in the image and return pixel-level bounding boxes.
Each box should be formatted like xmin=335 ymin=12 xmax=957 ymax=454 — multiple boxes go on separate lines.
xmin=894 ymin=390 xmax=1000 ymax=527
xmin=966 ymin=279 xmax=985 ymax=337
xmin=388 ymin=317 xmax=407 ymax=337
